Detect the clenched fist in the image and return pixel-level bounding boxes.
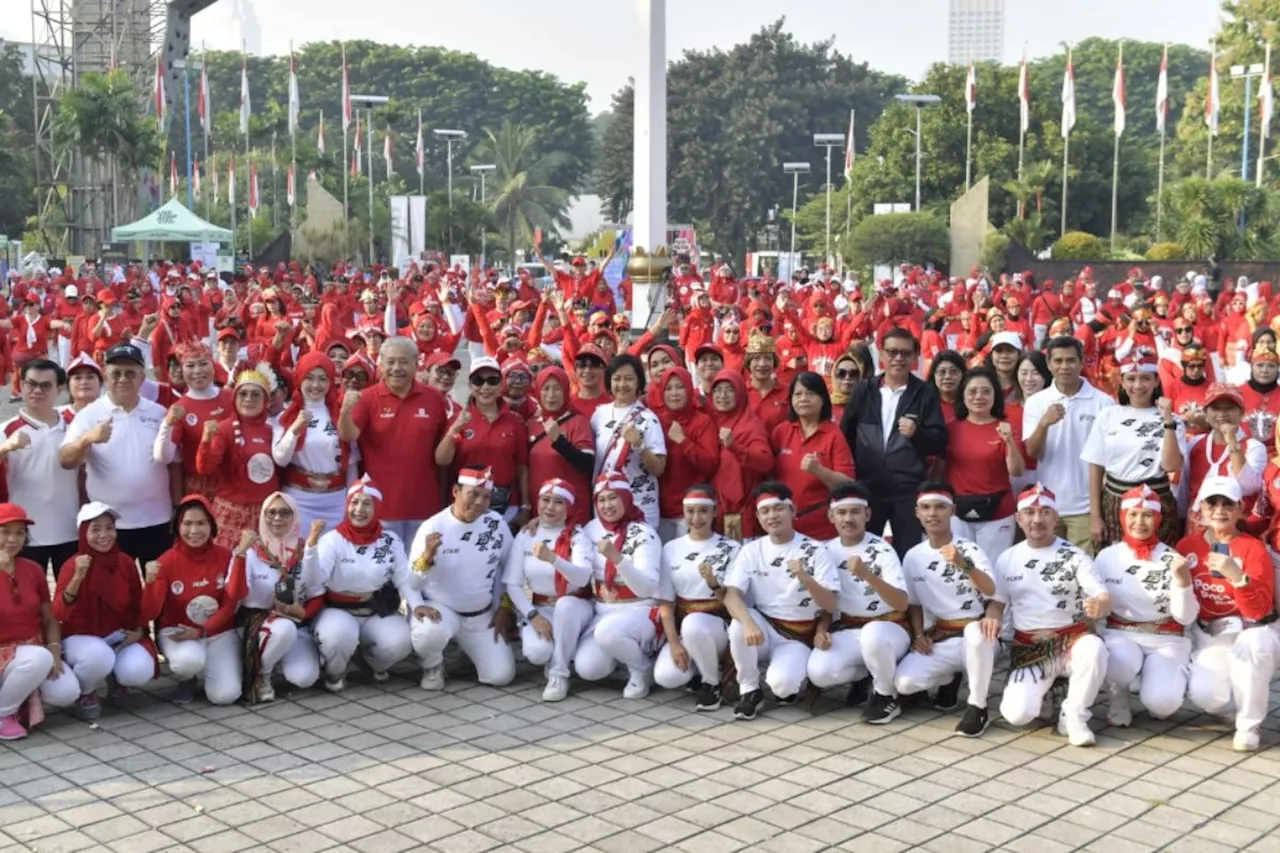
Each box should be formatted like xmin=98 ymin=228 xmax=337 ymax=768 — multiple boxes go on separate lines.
xmin=143 ymin=560 xmax=162 ymax=585
xmin=87 ymin=419 xmax=113 ymax=445
xmin=72 ymin=553 xmax=91 ymax=581
xmin=307 ymin=520 xmax=326 ymax=547
xmin=165 ymin=404 xmax=186 ymax=426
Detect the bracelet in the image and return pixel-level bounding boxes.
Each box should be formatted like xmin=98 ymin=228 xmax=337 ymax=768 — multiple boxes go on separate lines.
xmin=45 ymin=641 xmax=61 ymax=649
xmin=1164 ymin=423 xmax=1177 ymax=431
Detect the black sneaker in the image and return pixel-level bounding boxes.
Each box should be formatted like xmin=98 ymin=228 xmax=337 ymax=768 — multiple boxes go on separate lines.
xmin=862 ymin=692 xmax=902 ymax=725
xmin=955 ymin=704 xmax=989 ymax=738
xmin=734 ymin=689 xmax=764 ymax=720
xmin=845 ymin=675 xmax=873 ymax=707
xmin=695 ymin=681 xmax=722 ymax=712
xmin=686 ymin=674 xmax=703 ymax=694
xmin=774 ymin=692 xmax=798 ymax=707
xmin=933 ymin=673 xmax=963 ymax=712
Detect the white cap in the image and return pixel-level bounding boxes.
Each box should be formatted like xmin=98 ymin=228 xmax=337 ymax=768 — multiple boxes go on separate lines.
xmin=990 ymin=331 xmax=1023 ymax=351
xmin=48 ymin=267 xmax=61 ymax=276
xmin=1194 ymin=475 xmax=1243 ymax=509
xmin=64 ymin=284 xmax=79 ymax=298
xmin=469 ymin=355 xmax=501 ymax=377
xmin=76 ymin=501 xmax=120 ymax=526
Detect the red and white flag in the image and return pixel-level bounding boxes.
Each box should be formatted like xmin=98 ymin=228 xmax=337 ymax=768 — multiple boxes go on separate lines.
xmin=1262 ymin=43 xmax=1275 ymax=140
xmin=154 ymin=54 xmax=166 ymax=131
xmin=1206 ymin=43 xmax=1220 ymax=136
xmin=228 ymin=155 xmax=236 ymax=205
xmin=239 ymin=56 xmax=251 ymax=137
xmin=212 ymin=159 xmax=220 ymax=202
xmin=317 ymin=109 xmax=326 ymax=155
xmin=1113 ymin=44 xmax=1126 ymax=138
xmin=1061 ymin=49 xmax=1076 ymax=139
xmin=351 ymin=118 xmax=362 ymax=177
xmin=965 ymin=62 xmax=977 ymax=115
xmin=415 ymin=111 xmax=424 ymax=177
xmin=193 ymin=157 xmax=201 ymax=200
xmin=384 ymin=127 xmax=393 ymax=180
xmin=170 ymin=151 xmax=178 ymax=197
xmin=1018 ymin=46 xmax=1030 ymax=134
xmin=286 ymin=166 xmax=296 ymax=206
xmin=198 ymin=63 xmax=211 ymax=138
xmin=341 ymin=44 xmax=352 ymax=133
xmin=1156 ymin=45 xmax=1169 ymax=134
xmin=843 ymin=109 xmax=854 ymax=178
xmin=288 ymin=53 xmax=300 ymax=139
xmin=248 ymin=161 xmax=259 ymax=217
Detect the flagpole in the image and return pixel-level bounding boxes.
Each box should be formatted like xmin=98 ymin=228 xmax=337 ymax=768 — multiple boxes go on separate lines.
xmin=230 ymin=157 xmax=237 ymax=258
xmin=965 ymin=60 xmax=973 ymax=190
xmin=1207 ymin=42 xmax=1216 ymax=180
xmin=1111 ymin=43 xmax=1122 ymax=252
xmin=290 ymin=42 xmax=298 ymax=239
xmin=1061 ymin=48 xmax=1072 ymax=238
xmin=418 ymin=109 xmax=424 ymax=196
xmin=245 ymin=45 xmax=253 ymax=262
xmin=845 ymin=108 xmax=854 ymax=238
xmin=342 ymin=44 xmax=350 ymax=259
xmin=1157 ymin=127 xmax=1166 ymax=240
xmin=202 ymin=42 xmax=211 ymax=224
xmin=1258 ymin=42 xmax=1271 ymax=189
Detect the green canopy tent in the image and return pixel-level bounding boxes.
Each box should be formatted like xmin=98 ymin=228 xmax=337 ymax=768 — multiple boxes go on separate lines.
xmin=111 ymin=198 xmax=233 ymax=243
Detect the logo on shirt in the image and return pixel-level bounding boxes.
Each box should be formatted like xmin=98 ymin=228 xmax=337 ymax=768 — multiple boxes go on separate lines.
xmin=462 ymin=428 xmax=475 ymax=440
xmin=170 ymin=580 xmax=184 ymax=595
xmin=185 ymin=413 xmax=198 ymax=427
xmin=415 ymin=408 xmax=430 ymax=419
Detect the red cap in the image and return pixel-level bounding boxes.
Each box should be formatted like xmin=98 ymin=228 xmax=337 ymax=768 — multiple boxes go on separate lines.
xmin=1204 ymin=382 xmax=1244 ymax=409
xmin=95 ymin=288 xmax=116 ymax=305
xmin=576 ymin=344 xmax=608 ymax=365
xmin=424 ymin=352 xmax=461 ymax=371
xmin=217 ymin=327 xmax=241 ymax=342
xmin=0 ymin=503 xmax=34 ymax=527
xmin=571 ymin=256 xmax=587 ymax=267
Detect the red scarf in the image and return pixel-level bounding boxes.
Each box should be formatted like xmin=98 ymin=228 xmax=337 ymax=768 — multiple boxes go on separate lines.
xmin=553 ymin=523 xmax=575 ymax=597
xmin=278 ymin=350 xmax=350 ymax=476
xmin=596 ymin=490 xmax=644 ymax=589
xmin=1122 ymin=514 xmax=1162 ymax=561
xmin=336 ymin=492 xmax=383 ymax=546
xmin=79 ymin=520 xmax=131 ymax=615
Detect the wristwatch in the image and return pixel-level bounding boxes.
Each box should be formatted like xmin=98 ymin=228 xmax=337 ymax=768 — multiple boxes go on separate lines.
xmin=525 ymin=609 xmax=539 ymax=622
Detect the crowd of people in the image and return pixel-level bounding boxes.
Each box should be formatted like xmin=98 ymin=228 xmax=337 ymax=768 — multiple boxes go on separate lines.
xmin=0 ymin=257 xmax=1275 ymax=755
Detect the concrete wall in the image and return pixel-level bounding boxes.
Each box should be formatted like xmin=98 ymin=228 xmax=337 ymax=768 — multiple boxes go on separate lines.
xmin=294 ymin=175 xmax=345 ymax=263
xmin=949 ymin=176 xmax=990 ymax=275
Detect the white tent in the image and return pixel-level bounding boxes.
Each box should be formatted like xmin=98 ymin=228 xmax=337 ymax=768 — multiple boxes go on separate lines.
xmin=111 ymin=198 xmax=233 ymax=243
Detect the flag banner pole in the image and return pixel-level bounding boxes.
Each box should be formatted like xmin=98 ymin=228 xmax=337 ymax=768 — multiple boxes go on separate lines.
xmin=1157 ymin=127 xmax=1166 ymax=240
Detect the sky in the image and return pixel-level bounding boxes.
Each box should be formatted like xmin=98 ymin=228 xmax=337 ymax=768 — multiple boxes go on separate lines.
xmin=2 ymin=0 xmax=1223 ymax=112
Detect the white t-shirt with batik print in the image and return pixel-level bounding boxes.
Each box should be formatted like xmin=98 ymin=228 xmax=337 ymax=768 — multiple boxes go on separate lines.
xmin=591 ymin=400 xmax=668 ymax=528
xmin=992 ymin=537 xmax=1105 ymax=632
xmin=725 ymin=533 xmax=839 ymax=622
xmin=825 ymin=532 xmax=906 ymax=620
xmin=900 ymin=537 xmax=990 ymax=623
xmin=660 ymin=533 xmax=741 ymax=602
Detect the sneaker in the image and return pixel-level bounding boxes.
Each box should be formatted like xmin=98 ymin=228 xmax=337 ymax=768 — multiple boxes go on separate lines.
xmin=324 ymin=675 xmax=346 ymax=693
xmin=686 ymin=674 xmax=703 ymax=694
xmin=419 ymin=665 xmax=445 ymax=691
xmin=72 ymin=692 xmax=102 ymax=720
xmin=372 ymin=670 xmax=390 ymax=683
xmin=0 ymin=714 xmax=27 ymax=740
xmin=695 ymin=681 xmax=722 ymax=712
xmin=257 ymin=676 xmax=276 ymax=704
xmin=774 ymin=692 xmax=798 ymax=707
xmin=542 ymin=675 xmax=569 ymax=702
xmin=106 ymin=675 xmax=129 ymax=706
xmin=862 ymin=692 xmax=902 ymax=725
xmin=933 ymin=673 xmax=963 ymax=712
xmin=622 ymin=669 xmax=652 ymax=700
xmin=1234 ymin=728 xmax=1261 ymax=753
xmin=1061 ymin=714 xmax=1096 ymax=747
xmin=171 ymin=678 xmax=198 ymax=705
xmin=733 ymin=689 xmax=764 ymax=721
xmin=1105 ymin=683 xmax=1131 ymax=728
xmin=845 ymin=676 xmax=872 ymax=708
xmin=954 ymin=704 xmax=990 ymax=738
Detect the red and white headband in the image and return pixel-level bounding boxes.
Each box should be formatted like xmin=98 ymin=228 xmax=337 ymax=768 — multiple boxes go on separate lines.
xmin=594 ymin=473 xmax=632 ymax=496
xmin=458 ymin=466 xmax=494 ymax=491
xmin=916 ymin=491 xmax=954 ymax=507
xmin=755 ymin=491 xmax=793 ymax=510
xmin=539 ymin=478 xmax=575 ymax=505
xmin=348 ymin=474 xmax=383 ymax=502
xmin=683 ymin=486 xmax=717 ymax=507
xmin=1119 ymin=357 xmax=1159 ymax=375
xmin=831 ymin=496 xmax=869 ymax=509
xmin=1017 ymin=484 xmax=1057 ymax=511
xmin=1120 ymin=485 xmax=1161 ymax=514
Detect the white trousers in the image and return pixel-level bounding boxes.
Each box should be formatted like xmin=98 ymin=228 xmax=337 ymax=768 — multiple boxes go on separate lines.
xmin=56 ymin=335 xmax=70 ymax=368
xmin=520 ymin=597 xmax=594 ymax=680
xmin=61 ymin=634 xmax=155 ymax=692
xmin=1000 ymin=633 xmax=1108 ymax=727
xmin=0 ymin=646 xmax=79 ymax=717
xmin=410 ymin=604 xmax=515 ymax=686
xmin=1188 ymin=626 xmax=1280 ymax=734
xmin=728 ymin=610 xmax=810 ymax=698
xmin=160 ymin=630 xmax=242 ymax=705
xmin=283 ymin=487 xmax=347 ymax=538
xmin=1102 ymin=629 xmax=1191 ymax=719
xmin=575 ymin=603 xmax=659 ymax=681
xmin=894 ymin=622 xmax=998 ymax=709
xmin=313 ymin=609 xmax=412 ymax=679
xmin=246 ymin=616 xmax=319 ymax=688
xmin=808 ymin=621 xmax=911 ymax=696
xmin=951 ymin=515 xmax=1016 ymax=566
xmin=655 ymin=612 xmax=728 ymax=689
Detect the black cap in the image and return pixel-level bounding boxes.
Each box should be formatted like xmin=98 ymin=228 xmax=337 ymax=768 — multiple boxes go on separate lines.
xmin=104 ymin=343 xmax=145 ymax=366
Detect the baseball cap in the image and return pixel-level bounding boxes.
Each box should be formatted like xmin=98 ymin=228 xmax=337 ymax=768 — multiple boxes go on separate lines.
xmin=64 ymin=285 xmax=79 ymax=298
xmin=424 ymin=352 xmax=461 ymax=371
xmin=104 ymin=343 xmax=145 ymax=366
xmin=1195 ymin=475 xmax=1242 ymax=507
xmin=469 ymin=355 xmax=501 ymax=377
xmin=1204 ymin=382 xmax=1245 ymax=410
xmin=990 ymin=331 xmax=1023 ymax=351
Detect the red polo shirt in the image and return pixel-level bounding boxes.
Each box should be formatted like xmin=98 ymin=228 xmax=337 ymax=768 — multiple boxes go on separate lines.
xmin=0 ymin=557 xmax=49 ymax=644
xmin=351 ymin=380 xmax=448 ymax=520
xmin=770 ymin=420 xmax=856 ymax=540
xmin=448 ymin=402 xmax=529 ymax=491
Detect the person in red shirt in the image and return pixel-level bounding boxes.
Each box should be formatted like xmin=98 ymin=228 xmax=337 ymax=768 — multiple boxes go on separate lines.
xmin=1161 ymin=343 xmax=1212 ymax=431
xmin=1240 ymin=349 xmax=1280 ymax=445
xmin=744 ymin=331 xmax=789 ymax=436
xmin=709 ymin=369 xmax=772 ymax=540
xmin=141 ymin=495 xmax=241 ymax=705
xmin=7 ymin=298 xmax=63 ymax=399
xmin=528 ymin=367 xmax=594 ymax=528
xmin=1177 ymin=476 xmax=1277 ymax=752
xmin=770 ymin=372 xmax=856 ymax=540
xmin=1185 ymin=384 xmax=1265 ymax=534
xmin=654 ymin=368 xmax=719 ymax=541
xmin=568 ymin=345 xmax=612 ymax=419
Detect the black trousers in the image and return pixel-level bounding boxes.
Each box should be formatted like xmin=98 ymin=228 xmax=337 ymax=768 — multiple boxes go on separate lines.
xmin=117 ymin=524 xmax=174 ymax=568
xmin=868 ymin=497 xmax=924 ymax=559
xmin=21 ymin=541 xmax=79 ymax=579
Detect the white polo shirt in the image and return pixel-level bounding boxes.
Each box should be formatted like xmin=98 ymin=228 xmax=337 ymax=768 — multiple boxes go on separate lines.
xmin=2 ymin=410 xmax=79 ymax=546
xmin=1022 ymin=379 xmax=1114 ymax=516
xmin=64 ymin=395 xmax=173 ymax=530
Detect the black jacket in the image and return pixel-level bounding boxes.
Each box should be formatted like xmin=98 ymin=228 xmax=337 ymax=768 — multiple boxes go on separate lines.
xmin=839 ymin=373 xmax=948 ymax=500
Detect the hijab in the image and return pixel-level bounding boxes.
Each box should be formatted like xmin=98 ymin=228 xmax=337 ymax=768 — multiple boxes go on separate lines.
xmin=278 ymin=351 xmax=350 ymax=474
xmin=644 ymin=344 xmax=683 ymax=411
xmin=172 ymin=496 xmax=219 ymax=560
xmin=533 ymin=366 xmax=572 ymax=421
xmin=336 ymin=475 xmax=383 ymax=546
xmin=709 ymin=368 xmax=764 ymax=513
xmin=257 ymin=491 xmax=302 ymax=569
xmin=539 ymin=479 xmax=578 ymax=597
xmin=594 ymin=474 xmax=644 ymax=590
xmin=829 ymin=355 xmax=858 ymax=407
xmin=656 ymin=367 xmax=698 ymax=431
xmin=79 ymin=512 xmax=130 ymax=614
xmin=1120 ymin=488 xmax=1163 ymax=561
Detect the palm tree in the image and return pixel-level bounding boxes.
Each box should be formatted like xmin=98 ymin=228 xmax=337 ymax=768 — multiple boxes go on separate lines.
xmin=475 ymin=121 xmax=572 ymax=262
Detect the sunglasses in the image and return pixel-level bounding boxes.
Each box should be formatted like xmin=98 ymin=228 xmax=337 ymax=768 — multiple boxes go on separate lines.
xmin=574 ymin=359 xmax=604 ymax=369
xmin=470 ymin=374 xmax=502 ymax=387
xmin=1175 ymin=327 xmax=1194 ymax=334
xmin=834 ymin=369 xmax=859 ymax=380
xmin=22 ymin=379 xmax=55 ymax=392
xmin=883 ymin=349 xmax=914 ymax=360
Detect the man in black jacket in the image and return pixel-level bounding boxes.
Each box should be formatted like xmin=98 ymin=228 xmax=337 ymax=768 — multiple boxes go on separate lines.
xmin=839 ymin=328 xmax=948 ymax=558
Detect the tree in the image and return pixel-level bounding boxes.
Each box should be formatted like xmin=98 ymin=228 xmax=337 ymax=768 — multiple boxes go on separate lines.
xmin=595 ymin=85 xmax=633 ymax=225
xmin=477 ymin=121 xmax=572 ymax=262
xmin=0 ymin=45 xmax=35 ymax=242
xmin=1157 ymin=177 xmax=1279 ymax=260
xmin=844 ymin=212 xmax=949 ymax=268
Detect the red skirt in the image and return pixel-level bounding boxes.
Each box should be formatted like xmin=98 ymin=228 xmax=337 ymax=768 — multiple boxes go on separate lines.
xmin=211 ymin=496 xmax=262 ymax=550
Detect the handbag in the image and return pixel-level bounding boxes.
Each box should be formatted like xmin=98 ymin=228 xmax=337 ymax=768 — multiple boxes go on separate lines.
xmin=953 ymin=492 xmax=1006 ymax=523
xmin=371 ymin=581 xmax=402 ymax=618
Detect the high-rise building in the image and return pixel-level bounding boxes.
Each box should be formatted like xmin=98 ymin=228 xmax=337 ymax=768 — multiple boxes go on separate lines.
xmin=948 ymin=0 xmax=1005 ymax=65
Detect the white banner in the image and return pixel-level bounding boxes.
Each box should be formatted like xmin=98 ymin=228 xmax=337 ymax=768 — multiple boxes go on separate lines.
xmin=189 ymin=242 xmax=219 ymax=269
xmin=408 ymin=194 xmax=427 ymax=260
xmin=389 ymin=196 xmax=411 ymax=273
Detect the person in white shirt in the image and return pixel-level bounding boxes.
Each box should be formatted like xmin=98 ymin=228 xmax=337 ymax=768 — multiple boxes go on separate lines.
xmin=407 ymin=466 xmax=516 ymax=692
xmin=273 ymin=353 xmax=353 ymax=534
xmin=574 ymin=472 xmax=664 ymax=699
xmin=309 ymin=477 xmax=415 ymax=692
xmin=591 ymin=354 xmax=667 ymax=528
xmin=654 ymin=485 xmax=740 ymax=712
xmin=982 ymin=484 xmax=1111 ymax=747
xmin=723 ymin=481 xmax=839 ymax=721
xmin=1094 ymin=485 xmax=1197 ymax=727
xmin=1022 ymin=336 xmax=1115 ymax=554
xmin=1 ymin=359 xmax=79 ymax=573
xmin=808 ymin=482 xmax=910 ymax=724
xmin=894 ymin=481 xmax=999 ymax=737
xmin=501 ymin=479 xmax=594 ymax=702
xmin=61 ymin=343 xmax=175 ymax=564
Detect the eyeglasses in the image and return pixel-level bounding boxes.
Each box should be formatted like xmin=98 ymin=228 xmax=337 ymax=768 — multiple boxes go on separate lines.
xmin=574 ymin=359 xmax=603 ymax=369
xmin=1205 ymin=496 xmax=1237 ymax=508
xmin=22 ymin=379 xmax=55 ymax=392
xmin=105 ymin=368 xmax=142 ymax=381
xmin=470 ymin=374 xmax=502 ymax=387
xmin=506 ymin=372 xmax=531 ymax=383
xmin=264 ymin=508 xmax=295 ymax=519
xmin=834 ymin=369 xmax=859 ymax=380
xmin=883 ymin=349 xmax=914 ymax=360
xmin=1175 ymin=327 xmax=1194 ymax=334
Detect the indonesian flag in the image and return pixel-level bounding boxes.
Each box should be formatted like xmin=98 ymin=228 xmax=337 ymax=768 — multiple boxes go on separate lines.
xmin=415 ymin=112 xmax=424 ymax=177
xmin=154 ymin=54 xmax=166 ymax=131
xmin=249 ymin=161 xmax=259 ymax=217
xmin=317 ymin=110 xmax=326 ymax=155
xmin=1018 ymin=46 xmax=1030 ymax=134
xmin=1262 ymin=43 xmax=1274 ymax=140
xmin=239 ymin=57 xmax=251 ymax=137
xmin=193 ymin=157 xmax=201 ymax=200
xmin=198 ymin=63 xmax=211 ymax=138
xmin=170 ymin=151 xmax=178 ymax=197
xmin=286 ymin=166 xmax=296 ymax=206
xmin=1156 ymin=45 xmax=1169 ymax=133
xmin=1113 ymin=44 xmax=1126 ymax=138
xmin=384 ymin=127 xmax=393 ymax=180
xmin=965 ymin=62 xmax=977 ymax=115
xmin=1061 ymin=48 xmax=1076 ymax=139
xmin=341 ymin=44 xmax=352 ymax=132
xmin=288 ymin=53 xmax=300 ymax=139
xmin=352 ymin=118 xmax=362 ymax=176
xmin=228 ymin=155 xmax=236 ymax=205
xmin=1206 ymin=43 xmax=1220 ymax=136
xmin=843 ymin=110 xmax=854 ymax=178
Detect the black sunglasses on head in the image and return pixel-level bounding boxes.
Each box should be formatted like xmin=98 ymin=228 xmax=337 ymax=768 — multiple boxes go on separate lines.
xmin=470 ymin=374 xmax=502 ymax=387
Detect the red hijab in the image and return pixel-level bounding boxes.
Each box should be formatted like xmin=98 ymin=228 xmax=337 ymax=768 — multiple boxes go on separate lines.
xmin=645 ymin=344 xmax=683 ymax=411
xmin=78 ymin=512 xmax=131 ymax=615
xmin=539 ymin=478 xmax=578 ymax=596
xmin=336 ymin=476 xmax=383 ymax=546
xmin=594 ymin=473 xmax=644 ymax=589
xmin=655 ymin=367 xmax=698 ymax=429
xmin=709 ymin=368 xmax=763 ymax=513
xmin=278 ymin=351 xmax=351 ymax=475
xmin=533 ymin=366 xmax=572 ymax=421
xmin=173 ymin=495 xmax=219 ymax=560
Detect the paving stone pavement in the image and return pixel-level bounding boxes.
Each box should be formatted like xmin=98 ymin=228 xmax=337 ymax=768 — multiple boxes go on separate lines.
xmin=3 ymin=656 xmax=1280 ymax=853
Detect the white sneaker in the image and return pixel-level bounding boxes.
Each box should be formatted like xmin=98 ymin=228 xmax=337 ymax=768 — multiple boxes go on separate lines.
xmin=622 ymin=669 xmax=652 ymax=700
xmin=1063 ymin=716 xmax=1096 ymax=747
xmin=1105 ymin=684 xmax=1131 ymax=728
xmin=419 ymin=665 xmax=445 ymax=691
xmin=542 ymin=675 xmax=569 ymax=702
xmin=1234 ymin=729 xmax=1261 ymax=752
xmin=257 ymin=676 xmax=275 ymax=703
xmin=372 ymin=670 xmax=390 ymax=683
xmin=324 ymin=676 xmax=345 ymax=693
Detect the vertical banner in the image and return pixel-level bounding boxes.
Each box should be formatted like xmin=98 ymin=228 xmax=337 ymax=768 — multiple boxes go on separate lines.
xmin=389 ymin=195 xmax=411 ymax=272
xmin=408 ymin=194 xmax=427 ymax=260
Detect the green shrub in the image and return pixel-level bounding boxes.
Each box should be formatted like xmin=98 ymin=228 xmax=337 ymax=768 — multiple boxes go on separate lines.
xmin=1146 ymin=241 xmax=1186 ymax=261
xmin=845 ymin=212 xmax=949 ymax=268
xmin=980 ymin=231 xmax=1011 ymax=273
xmin=1051 ymin=231 xmax=1105 ymax=261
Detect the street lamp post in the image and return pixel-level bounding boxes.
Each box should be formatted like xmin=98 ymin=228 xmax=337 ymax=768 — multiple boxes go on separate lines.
xmin=783 ymin=162 xmax=810 ymax=277
xmin=172 ymin=58 xmax=202 ymax=212
xmin=434 ymin=129 xmax=467 ymax=253
xmin=813 ymin=133 xmax=844 ymax=263
xmin=352 ymin=94 xmax=388 ymax=264
xmin=894 ymin=94 xmax=941 ymax=212
xmin=470 ymin=163 xmax=495 ymax=268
